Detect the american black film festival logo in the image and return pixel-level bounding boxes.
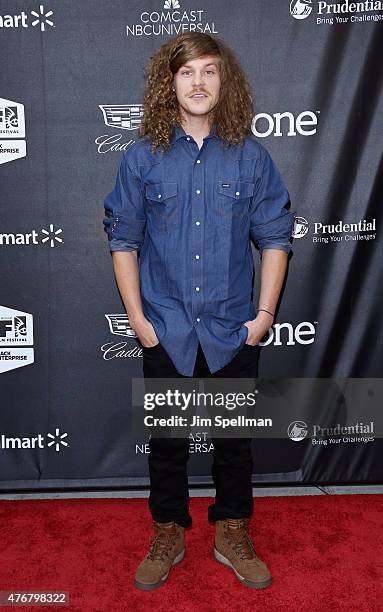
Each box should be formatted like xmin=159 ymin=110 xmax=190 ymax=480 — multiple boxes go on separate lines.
xmin=0 ymin=306 xmax=34 ymax=374
xmin=0 ymin=98 xmax=26 ymax=164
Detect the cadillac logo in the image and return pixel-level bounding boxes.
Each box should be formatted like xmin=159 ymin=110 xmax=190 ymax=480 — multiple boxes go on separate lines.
xmin=99 ymin=104 xmax=144 ymax=130
xmin=105 ymin=314 xmax=137 ymax=337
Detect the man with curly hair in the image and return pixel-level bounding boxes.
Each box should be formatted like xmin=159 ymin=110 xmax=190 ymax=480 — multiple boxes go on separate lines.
xmin=104 ymin=32 xmax=295 ymax=591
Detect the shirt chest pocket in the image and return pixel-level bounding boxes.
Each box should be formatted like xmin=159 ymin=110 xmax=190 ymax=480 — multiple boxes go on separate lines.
xmin=145 ymin=182 xmax=179 ymax=231
xmin=217 ymin=180 xmax=255 ymax=228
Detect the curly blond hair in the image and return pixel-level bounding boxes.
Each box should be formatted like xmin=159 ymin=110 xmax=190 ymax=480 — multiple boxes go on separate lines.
xmin=138 ymin=32 xmax=254 ymax=152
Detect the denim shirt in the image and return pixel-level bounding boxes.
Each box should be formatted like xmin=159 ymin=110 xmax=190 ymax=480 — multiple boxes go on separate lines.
xmin=103 ymin=125 xmax=296 ymax=376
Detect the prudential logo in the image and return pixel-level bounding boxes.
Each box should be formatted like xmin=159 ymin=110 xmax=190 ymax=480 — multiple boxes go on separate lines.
xmin=288 ymin=421 xmax=308 ymax=441
xmin=290 ymin=0 xmax=313 ymax=19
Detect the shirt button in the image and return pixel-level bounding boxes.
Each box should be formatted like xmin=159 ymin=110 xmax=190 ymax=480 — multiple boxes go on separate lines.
xmin=186 ymin=137 xmax=190 ymax=141
xmin=195 ymin=287 xmax=200 ymax=292
xmin=196 ymin=189 xmax=201 ymax=195
xmin=235 ymin=191 xmax=240 ymax=196
xmin=158 ymin=194 xmax=162 ymax=199
xmin=195 ymin=221 xmax=200 ymax=226
xmin=196 ymin=317 xmax=200 ymax=322
xmin=195 ymin=254 xmax=200 ymax=259
xmin=196 ymin=160 xmax=201 ymax=164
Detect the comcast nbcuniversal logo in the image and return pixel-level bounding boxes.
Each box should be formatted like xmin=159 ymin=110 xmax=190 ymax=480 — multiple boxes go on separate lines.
xmin=290 ymin=0 xmax=313 ymax=19
xmin=126 ymin=0 xmax=218 ymax=37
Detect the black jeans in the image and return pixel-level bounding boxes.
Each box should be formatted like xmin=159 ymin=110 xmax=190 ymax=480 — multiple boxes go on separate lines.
xmin=142 ymin=341 xmax=260 ymax=528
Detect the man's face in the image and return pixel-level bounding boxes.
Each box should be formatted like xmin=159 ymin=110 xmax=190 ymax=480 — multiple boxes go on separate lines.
xmin=173 ymin=55 xmax=221 ymax=122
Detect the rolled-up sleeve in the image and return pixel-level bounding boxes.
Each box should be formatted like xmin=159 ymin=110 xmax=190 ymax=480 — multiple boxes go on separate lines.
xmin=103 ymin=151 xmax=146 ymax=252
xmin=249 ymin=146 xmax=296 ymax=257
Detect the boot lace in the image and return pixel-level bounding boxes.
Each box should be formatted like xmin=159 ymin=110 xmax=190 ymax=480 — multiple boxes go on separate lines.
xmin=224 ymin=519 xmax=258 ymax=561
xmin=147 ymin=523 xmax=176 ymax=562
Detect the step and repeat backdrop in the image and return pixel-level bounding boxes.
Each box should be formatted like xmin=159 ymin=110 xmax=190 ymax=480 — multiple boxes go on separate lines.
xmin=1 ymin=0 xmax=382 ymax=489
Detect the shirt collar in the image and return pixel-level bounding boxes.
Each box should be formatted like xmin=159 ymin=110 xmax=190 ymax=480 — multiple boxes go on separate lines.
xmin=171 ymin=123 xmax=218 ymax=144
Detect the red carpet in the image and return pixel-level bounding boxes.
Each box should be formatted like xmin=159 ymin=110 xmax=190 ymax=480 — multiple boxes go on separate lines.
xmin=0 ymin=495 xmax=382 ymax=611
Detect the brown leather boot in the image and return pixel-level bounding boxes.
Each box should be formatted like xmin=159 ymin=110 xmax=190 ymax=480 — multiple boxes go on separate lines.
xmin=134 ymin=521 xmax=185 ymax=591
xmin=213 ymin=518 xmax=272 ymax=589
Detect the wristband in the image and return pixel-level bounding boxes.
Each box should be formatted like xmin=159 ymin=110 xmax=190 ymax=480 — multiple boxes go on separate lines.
xmin=258 ymin=308 xmax=275 ymax=318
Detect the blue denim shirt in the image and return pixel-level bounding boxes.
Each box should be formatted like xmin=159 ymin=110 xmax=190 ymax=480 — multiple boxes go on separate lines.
xmin=103 ymin=125 xmax=296 ymax=376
